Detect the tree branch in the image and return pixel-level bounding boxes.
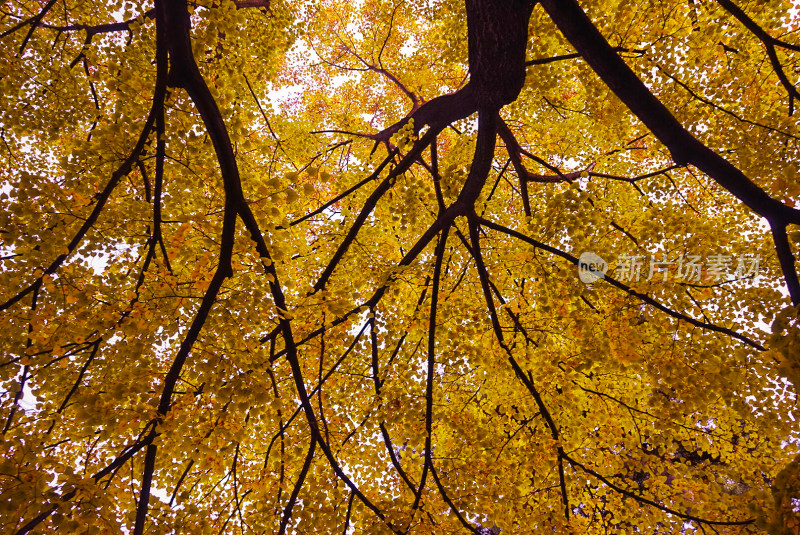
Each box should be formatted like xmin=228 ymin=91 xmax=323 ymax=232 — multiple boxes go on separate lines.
xmin=277 ymin=435 xmax=316 ymax=535
xmin=477 ymin=217 xmax=766 ymax=350
xmin=563 ymin=452 xmax=754 ymax=526
xmin=539 ymin=0 xmax=800 ymax=302
xmin=539 ymin=0 xmax=800 ymax=223
xmin=716 ymin=0 xmax=800 ymax=114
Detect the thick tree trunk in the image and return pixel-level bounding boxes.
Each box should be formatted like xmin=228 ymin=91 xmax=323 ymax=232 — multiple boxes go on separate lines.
xmin=392 ymin=0 xmax=534 ymax=138
xmin=466 ymin=0 xmax=535 ymax=110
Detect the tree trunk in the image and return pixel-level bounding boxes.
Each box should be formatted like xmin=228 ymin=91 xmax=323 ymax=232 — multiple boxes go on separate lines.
xmin=466 ymin=0 xmax=535 ymax=110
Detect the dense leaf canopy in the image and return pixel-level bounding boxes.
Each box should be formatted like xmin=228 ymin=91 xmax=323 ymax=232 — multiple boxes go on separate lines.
xmin=2 ymin=0 xmax=800 ymax=533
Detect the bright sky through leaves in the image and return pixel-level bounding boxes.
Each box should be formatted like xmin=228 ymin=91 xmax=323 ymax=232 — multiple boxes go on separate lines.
xmin=3 ymin=0 xmax=800 ymax=533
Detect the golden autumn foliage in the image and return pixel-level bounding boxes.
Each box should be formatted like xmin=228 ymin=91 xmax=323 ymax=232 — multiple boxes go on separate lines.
xmin=2 ymin=0 xmax=800 ymax=533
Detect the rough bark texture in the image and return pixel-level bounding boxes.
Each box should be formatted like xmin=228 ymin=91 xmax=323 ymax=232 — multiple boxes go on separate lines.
xmin=390 ymin=0 xmax=534 ymax=141
xmin=466 ymin=0 xmax=535 ymax=110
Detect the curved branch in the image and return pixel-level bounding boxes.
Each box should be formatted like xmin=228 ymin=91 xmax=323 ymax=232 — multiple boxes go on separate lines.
xmin=1 ymin=0 xmax=57 ymax=53
xmin=539 ymin=0 xmax=800 ymax=303
xmin=289 ymin=148 xmax=397 ymax=228
xmin=277 ymin=435 xmax=316 ymax=535
xmin=652 ymin=60 xmax=800 ymax=141
xmin=526 ymin=47 xmax=646 ymax=66
xmin=0 ymin=81 xmax=167 ymax=312
xmin=468 ymin=214 xmax=570 ymax=520
xmin=771 ymin=222 xmax=800 ymax=304
xmin=312 ymin=127 xmax=439 ymax=292
xmin=563 ymin=452 xmax=754 ymax=526
xmin=369 ymin=316 xmax=417 ymax=493
xmin=428 ymin=462 xmax=477 ymax=532
xmin=132 ymin=0 xmax=245 ymax=530
xmin=539 ymin=0 xmax=800 ymax=224
xmin=477 ymin=217 xmax=766 ymax=350
xmin=14 ymin=430 xmax=157 ymax=535
xmin=716 ymin=0 xmax=800 ymax=113
xmin=417 ymin=225 xmax=450 ymax=508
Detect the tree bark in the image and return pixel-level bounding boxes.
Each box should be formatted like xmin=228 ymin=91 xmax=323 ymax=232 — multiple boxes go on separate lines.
xmin=466 ymin=0 xmax=535 ymax=110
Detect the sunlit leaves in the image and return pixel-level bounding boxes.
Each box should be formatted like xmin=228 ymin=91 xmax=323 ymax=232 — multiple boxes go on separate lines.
xmin=1 ymin=0 xmax=800 ymax=533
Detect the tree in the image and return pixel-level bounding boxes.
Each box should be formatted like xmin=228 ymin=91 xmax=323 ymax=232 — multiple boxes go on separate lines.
xmin=1 ymin=0 xmax=800 ymax=532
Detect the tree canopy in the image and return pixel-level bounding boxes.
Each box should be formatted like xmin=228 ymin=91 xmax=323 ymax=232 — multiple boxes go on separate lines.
xmin=2 ymin=0 xmax=800 ymax=533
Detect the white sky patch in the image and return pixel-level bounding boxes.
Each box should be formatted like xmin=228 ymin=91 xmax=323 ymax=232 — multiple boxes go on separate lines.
xmin=331 ymin=73 xmax=354 ymax=88
xmin=400 ymin=36 xmax=418 ymax=57
xmin=345 ymin=22 xmax=364 ymax=42
xmin=18 ymin=380 xmax=37 ymax=411
xmin=266 ymin=84 xmax=304 ymax=113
